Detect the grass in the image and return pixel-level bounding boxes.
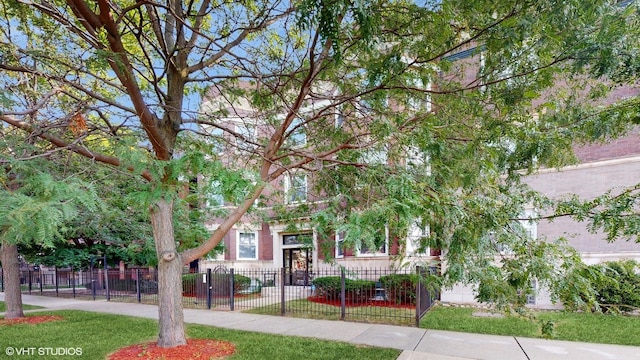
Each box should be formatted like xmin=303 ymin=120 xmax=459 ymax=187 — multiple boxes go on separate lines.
xmin=0 ymin=310 xmax=401 ymax=360
xmin=0 ymin=301 xmax=43 ymax=312
xmin=245 ymin=298 xmax=415 ymax=326
xmin=420 ymin=306 xmax=640 ymax=346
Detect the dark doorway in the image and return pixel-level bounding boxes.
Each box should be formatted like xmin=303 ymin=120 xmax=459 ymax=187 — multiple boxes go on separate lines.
xmin=283 ymin=248 xmax=312 ymax=286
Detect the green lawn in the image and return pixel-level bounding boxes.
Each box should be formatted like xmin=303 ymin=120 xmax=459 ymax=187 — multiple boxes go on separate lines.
xmin=0 ymin=301 xmax=43 ymax=312
xmin=420 ymin=306 xmax=640 ymax=346
xmin=0 ymin=310 xmax=401 ymax=360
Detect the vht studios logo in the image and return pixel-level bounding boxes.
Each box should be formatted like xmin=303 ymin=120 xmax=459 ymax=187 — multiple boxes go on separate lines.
xmin=5 ymin=347 xmax=83 ymax=356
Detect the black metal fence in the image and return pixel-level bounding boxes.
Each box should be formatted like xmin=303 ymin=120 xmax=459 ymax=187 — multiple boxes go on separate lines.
xmin=1 ymin=266 xmax=438 ymax=326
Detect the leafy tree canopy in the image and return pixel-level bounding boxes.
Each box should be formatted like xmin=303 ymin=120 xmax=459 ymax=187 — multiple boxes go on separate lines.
xmin=1 ymin=0 xmax=640 ymax=344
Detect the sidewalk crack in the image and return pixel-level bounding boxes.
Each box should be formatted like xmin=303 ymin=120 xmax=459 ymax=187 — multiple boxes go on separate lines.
xmin=513 ymin=337 xmax=531 ymax=360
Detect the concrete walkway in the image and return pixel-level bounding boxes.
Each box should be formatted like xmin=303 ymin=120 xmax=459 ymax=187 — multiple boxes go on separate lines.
xmin=2 ymin=293 xmax=639 ymax=359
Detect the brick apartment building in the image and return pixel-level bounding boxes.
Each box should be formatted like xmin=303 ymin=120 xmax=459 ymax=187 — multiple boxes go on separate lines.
xmin=198 ymin=46 xmax=640 ymax=307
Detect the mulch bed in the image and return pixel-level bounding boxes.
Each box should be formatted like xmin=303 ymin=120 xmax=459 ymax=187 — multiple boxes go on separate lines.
xmin=108 ymin=339 xmax=236 ymax=360
xmin=308 ymin=295 xmax=414 ymax=309
xmin=0 ymin=315 xmax=64 ymax=326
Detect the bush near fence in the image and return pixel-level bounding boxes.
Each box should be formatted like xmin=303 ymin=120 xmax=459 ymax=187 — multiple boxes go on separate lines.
xmin=312 ymin=274 xmax=420 ymax=306
xmin=379 ymin=274 xmax=418 ymax=305
xmin=312 ymin=276 xmax=377 ymax=304
xmin=182 ymin=273 xmax=252 ymax=297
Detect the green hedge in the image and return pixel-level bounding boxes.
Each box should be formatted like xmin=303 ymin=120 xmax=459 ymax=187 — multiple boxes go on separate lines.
xmin=379 ymin=274 xmax=418 ymax=305
xmin=561 ymin=260 xmax=640 ymax=313
xmin=312 ymin=276 xmax=376 ymax=303
xmin=182 ymin=273 xmax=251 ymax=296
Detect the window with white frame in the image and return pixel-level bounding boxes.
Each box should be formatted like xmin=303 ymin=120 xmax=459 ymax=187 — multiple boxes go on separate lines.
xmin=406 ymin=146 xmax=431 ymax=176
xmin=494 ymin=209 xmax=537 ymax=255
xmin=361 ymin=143 xmax=388 ymax=165
xmin=335 ymin=108 xmax=345 ymax=128
xmin=494 ymin=234 xmax=512 ymax=255
xmin=357 ymin=225 xmax=389 ymax=256
xmin=406 ymin=219 xmax=430 ymax=256
xmin=526 ymin=279 xmax=537 ymax=305
xmin=235 ymin=122 xmax=256 ymax=150
xmin=408 ymin=77 xmax=432 ymax=113
xmin=236 ymin=231 xmax=258 ymax=260
xmin=285 ymin=118 xmax=307 ymax=147
xmin=204 ymin=179 xmax=224 ymax=208
xmin=205 ymin=126 xmax=225 ymax=154
xmin=520 ymin=209 xmax=537 ymax=240
xmin=335 ymin=231 xmax=345 ymax=258
xmin=284 ymin=172 xmax=307 ymax=204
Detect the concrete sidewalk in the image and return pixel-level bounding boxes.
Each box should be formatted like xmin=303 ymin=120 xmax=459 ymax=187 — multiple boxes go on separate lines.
xmin=2 ymin=293 xmax=639 ymax=359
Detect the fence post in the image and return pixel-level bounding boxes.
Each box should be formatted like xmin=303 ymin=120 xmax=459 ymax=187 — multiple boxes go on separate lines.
xmin=104 ymin=255 xmax=110 ymax=301
xmin=415 ymin=266 xmax=421 ymax=327
xmin=27 ymin=270 xmax=32 ymax=294
xmin=55 ymin=266 xmax=59 ymax=297
xmin=136 ymin=268 xmax=141 ymax=303
xmin=1 ymin=267 xmax=3 ymax=292
xmin=206 ymin=268 xmax=212 ymax=310
xmin=280 ymin=267 xmax=286 ymax=316
xmin=71 ymin=266 xmax=76 ymax=298
xmin=229 ymin=268 xmax=235 ymax=311
xmin=90 ymin=266 xmax=96 ymax=301
xmin=340 ymin=267 xmax=346 ymax=321
xmin=39 ymin=269 xmax=43 ymax=293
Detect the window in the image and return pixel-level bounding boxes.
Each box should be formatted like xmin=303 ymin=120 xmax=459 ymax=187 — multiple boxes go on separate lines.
xmin=357 ymin=225 xmax=389 ymax=256
xmin=235 ymin=123 xmax=256 ymax=150
xmin=408 ymin=78 xmax=432 ymax=113
xmin=406 ymin=146 xmax=431 ymax=176
xmin=493 ymin=209 xmax=537 ymax=255
xmin=205 ymin=179 xmax=224 ymax=208
xmin=283 ymin=233 xmax=311 ymax=245
xmin=335 ymin=232 xmax=345 ymax=258
xmin=285 ymin=118 xmax=307 ymax=147
xmin=361 ymin=144 xmax=388 ymax=165
xmin=520 ymin=209 xmax=537 ymax=240
xmin=406 ymin=219 xmax=430 ymax=256
xmin=237 ymin=231 xmax=258 ymax=260
xmin=206 ymin=126 xmax=225 ymax=154
xmin=526 ymin=279 xmax=537 ymax=305
xmin=284 ymin=172 xmax=307 ymax=203
xmin=335 ymin=109 xmax=345 ymax=128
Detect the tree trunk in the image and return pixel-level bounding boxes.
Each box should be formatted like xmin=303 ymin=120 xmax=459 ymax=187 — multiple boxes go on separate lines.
xmin=0 ymin=242 xmax=24 ymax=319
xmin=150 ymin=199 xmax=187 ymax=347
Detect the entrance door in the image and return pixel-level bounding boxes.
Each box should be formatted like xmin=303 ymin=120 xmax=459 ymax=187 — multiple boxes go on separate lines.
xmin=283 ymin=248 xmax=312 ymax=286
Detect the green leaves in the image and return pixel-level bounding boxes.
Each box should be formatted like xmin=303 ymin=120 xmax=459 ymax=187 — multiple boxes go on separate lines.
xmin=0 ymin=171 xmax=101 ymax=247
xmin=558 ymin=260 xmax=640 ymax=313
xmin=296 ymin=0 xmax=381 ymax=59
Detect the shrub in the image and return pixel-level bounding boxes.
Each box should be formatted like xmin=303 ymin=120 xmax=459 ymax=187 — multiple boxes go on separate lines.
xmin=379 ymin=274 xmax=418 ymax=305
xmin=560 ymin=260 xmax=640 ymax=313
xmin=312 ymin=276 xmax=342 ymax=300
xmin=233 ymin=274 xmax=251 ymax=293
xmin=594 ymin=260 xmax=640 ymax=313
xmin=182 ymin=273 xmax=199 ymax=295
xmin=183 ymin=272 xmax=252 ymax=296
xmin=312 ymin=276 xmax=376 ymax=303
xmin=345 ymin=279 xmax=376 ymax=303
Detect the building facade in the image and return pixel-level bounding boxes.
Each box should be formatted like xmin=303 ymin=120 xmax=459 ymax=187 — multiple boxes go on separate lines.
xmin=198 ymin=47 xmax=640 ymax=309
